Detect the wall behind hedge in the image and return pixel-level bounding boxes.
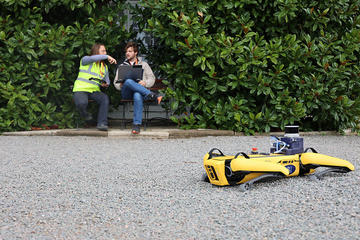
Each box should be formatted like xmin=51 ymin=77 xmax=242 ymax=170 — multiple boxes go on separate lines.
xmin=0 ymin=0 xmax=133 ymax=132
xmin=135 ymin=0 xmax=360 ymax=134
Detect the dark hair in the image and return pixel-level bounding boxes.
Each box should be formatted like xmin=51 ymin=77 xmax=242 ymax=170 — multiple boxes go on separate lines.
xmin=125 ymin=41 xmax=138 ymax=53
xmin=90 ymin=43 xmax=105 ymax=55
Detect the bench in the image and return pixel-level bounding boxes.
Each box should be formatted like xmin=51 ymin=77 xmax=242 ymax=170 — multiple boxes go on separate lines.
xmin=120 ymin=79 xmax=168 ymax=130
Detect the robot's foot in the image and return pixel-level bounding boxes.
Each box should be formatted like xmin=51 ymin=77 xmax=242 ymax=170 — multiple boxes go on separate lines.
xmin=309 ymin=174 xmax=321 ymax=181
xmin=239 ymin=183 xmax=251 ymax=192
xmin=202 ymin=173 xmax=210 ymax=183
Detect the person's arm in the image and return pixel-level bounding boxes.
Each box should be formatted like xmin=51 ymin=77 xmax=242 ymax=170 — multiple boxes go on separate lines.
xmin=142 ymin=62 xmax=155 ymax=88
xmin=81 ymin=55 xmax=108 ymax=65
xmin=113 ymin=66 xmax=121 ymax=90
xmin=82 ymin=55 xmax=117 ymax=65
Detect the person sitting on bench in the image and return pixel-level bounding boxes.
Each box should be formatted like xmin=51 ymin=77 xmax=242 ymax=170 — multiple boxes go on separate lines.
xmin=113 ymin=41 xmax=162 ymax=134
xmin=73 ymin=43 xmax=117 ymax=131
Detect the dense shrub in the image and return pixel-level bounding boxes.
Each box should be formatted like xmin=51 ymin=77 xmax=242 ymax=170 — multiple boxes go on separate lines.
xmin=135 ymin=0 xmax=360 ymax=134
xmin=0 ymin=0 xmax=133 ymax=132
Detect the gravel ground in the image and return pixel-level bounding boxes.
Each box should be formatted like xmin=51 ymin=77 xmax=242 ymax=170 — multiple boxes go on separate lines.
xmin=0 ymin=135 xmax=359 ymax=239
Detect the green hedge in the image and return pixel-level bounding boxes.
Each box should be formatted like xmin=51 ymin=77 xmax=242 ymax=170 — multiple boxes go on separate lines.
xmin=0 ymin=0 xmax=133 ymax=132
xmin=136 ymin=0 xmax=360 ymax=134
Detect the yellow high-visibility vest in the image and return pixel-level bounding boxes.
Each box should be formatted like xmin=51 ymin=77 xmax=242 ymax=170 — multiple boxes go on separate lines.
xmin=73 ymin=60 xmax=108 ymax=93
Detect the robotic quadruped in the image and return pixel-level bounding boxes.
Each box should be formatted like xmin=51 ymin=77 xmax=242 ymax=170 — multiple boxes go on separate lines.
xmin=203 ymin=126 xmax=355 ymax=191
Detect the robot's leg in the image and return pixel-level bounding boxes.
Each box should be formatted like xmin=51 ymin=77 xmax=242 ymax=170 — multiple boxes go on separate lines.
xmin=309 ymin=167 xmax=350 ymax=181
xmin=239 ymin=173 xmax=284 ymax=192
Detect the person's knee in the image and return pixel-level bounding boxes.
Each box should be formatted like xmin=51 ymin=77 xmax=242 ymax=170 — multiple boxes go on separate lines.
xmin=74 ymin=98 xmax=88 ymax=109
xmin=123 ymin=79 xmax=135 ymax=86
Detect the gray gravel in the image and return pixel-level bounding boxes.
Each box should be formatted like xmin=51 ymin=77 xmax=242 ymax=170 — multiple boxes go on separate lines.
xmin=1 ymin=135 xmax=359 ymax=239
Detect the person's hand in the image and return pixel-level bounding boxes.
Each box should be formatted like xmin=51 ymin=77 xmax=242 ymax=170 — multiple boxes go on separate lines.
xmin=107 ymin=56 xmax=117 ymax=64
xmin=101 ymin=82 xmax=109 ymax=88
xmin=138 ymin=80 xmax=146 ymax=87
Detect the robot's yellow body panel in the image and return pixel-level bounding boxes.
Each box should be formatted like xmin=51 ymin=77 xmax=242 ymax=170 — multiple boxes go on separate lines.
xmin=301 ymin=152 xmax=355 ymax=171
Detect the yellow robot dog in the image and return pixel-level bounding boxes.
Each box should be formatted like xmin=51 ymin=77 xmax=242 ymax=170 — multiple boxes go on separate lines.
xmin=203 ymin=126 xmax=355 ymax=191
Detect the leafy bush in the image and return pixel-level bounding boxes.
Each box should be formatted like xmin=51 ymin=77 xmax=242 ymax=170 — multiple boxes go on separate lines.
xmin=135 ymin=0 xmax=360 ymax=134
xmin=0 ymin=0 xmax=133 ymax=132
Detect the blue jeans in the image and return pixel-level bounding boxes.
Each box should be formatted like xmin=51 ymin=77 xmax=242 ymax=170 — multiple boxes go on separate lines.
xmin=121 ymin=79 xmax=151 ymax=125
xmin=73 ymin=91 xmax=109 ymax=126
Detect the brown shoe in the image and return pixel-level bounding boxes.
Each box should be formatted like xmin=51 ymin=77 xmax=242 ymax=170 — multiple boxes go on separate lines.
xmin=131 ymin=124 xmax=140 ymax=134
xmin=146 ymin=92 xmax=162 ymax=104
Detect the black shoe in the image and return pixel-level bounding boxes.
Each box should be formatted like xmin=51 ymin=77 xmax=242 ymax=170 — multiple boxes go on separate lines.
xmin=97 ymin=124 xmax=108 ymax=131
xmin=132 ymin=124 xmax=141 ymax=134
xmin=146 ymin=92 xmax=163 ymax=104
xmin=84 ymin=113 xmax=93 ymax=121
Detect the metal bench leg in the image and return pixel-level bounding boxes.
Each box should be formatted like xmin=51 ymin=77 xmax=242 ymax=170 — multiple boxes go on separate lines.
xmin=122 ymin=102 xmax=129 ymax=129
xmin=143 ymin=102 xmax=150 ymax=131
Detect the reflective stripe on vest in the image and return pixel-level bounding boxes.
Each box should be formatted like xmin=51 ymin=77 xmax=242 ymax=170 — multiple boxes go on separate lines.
xmin=76 ymin=77 xmax=100 ymax=86
xmin=73 ymin=60 xmax=108 ymax=93
xmin=78 ymin=62 xmax=104 ymax=79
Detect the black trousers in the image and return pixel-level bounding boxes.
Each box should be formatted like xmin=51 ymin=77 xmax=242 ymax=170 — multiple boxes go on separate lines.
xmin=73 ymin=91 xmax=109 ymax=126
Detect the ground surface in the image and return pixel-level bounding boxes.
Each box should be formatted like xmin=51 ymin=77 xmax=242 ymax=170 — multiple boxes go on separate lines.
xmin=1 ymin=135 xmax=359 ymax=239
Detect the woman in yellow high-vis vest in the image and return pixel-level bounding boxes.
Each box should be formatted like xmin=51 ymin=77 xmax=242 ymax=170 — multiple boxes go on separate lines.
xmin=73 ymin=43 xmax=117 ymax=131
